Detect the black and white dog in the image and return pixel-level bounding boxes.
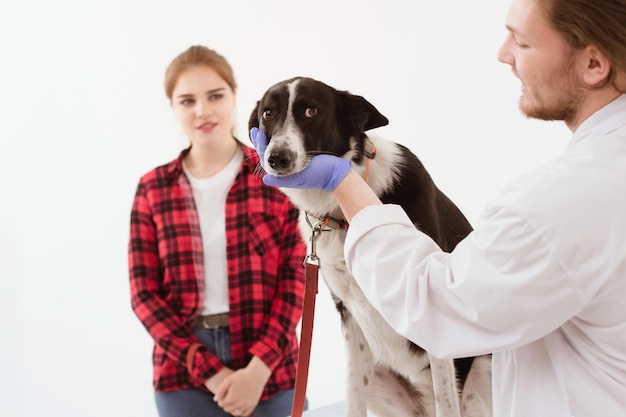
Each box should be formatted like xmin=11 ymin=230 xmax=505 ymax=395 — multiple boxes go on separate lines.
xmin=249 ymin=77 xmax=492 ymax=417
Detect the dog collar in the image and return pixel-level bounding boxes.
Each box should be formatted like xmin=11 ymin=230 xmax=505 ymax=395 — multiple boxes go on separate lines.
xmin=363 ymin=139 xmax=376 ymax=183
xmin=364 ymin=138 xmax=376 ymax=160
xmin=305 ymin=212 xmax=349 ymax=230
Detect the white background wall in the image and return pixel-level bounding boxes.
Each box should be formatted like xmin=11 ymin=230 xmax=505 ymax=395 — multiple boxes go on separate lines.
xmin=0 ymin=1 xmax=570 ymax=416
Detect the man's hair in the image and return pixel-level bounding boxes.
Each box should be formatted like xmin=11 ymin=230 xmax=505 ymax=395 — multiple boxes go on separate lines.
xmin=541 ymin=0 xmax=626 ymax=91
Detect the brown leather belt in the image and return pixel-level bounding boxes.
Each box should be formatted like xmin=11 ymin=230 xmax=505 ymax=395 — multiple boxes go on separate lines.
xmin=193 ymin=313 xmax=229 ymax=330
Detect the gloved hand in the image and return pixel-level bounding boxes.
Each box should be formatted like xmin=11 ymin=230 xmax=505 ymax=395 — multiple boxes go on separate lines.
xmin=250 ymin=127 xmax=270 ymax=169
xmin=250 ymin=127 xmax=351 ymax=192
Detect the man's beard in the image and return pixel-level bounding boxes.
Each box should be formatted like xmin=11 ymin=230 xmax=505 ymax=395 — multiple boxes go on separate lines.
xmin=519 ymin=55 xmax=582 ymax=123
xmin=519 ymin=88 xmax=581 ymax=122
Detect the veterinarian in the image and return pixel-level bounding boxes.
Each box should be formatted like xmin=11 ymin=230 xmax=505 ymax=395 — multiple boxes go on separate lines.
xmin=252 ymin=0 xmax=626 ymax=415
xmin=129 ymin=45 xmax=307 ymax=417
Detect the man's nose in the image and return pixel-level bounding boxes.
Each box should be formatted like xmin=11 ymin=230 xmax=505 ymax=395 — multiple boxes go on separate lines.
xmin=497 ymin=34 xmax=514 ymax=65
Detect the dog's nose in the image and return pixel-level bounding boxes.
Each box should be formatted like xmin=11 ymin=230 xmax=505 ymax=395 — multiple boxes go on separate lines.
xmin=268 ymin=149 xmax=295 ymax=170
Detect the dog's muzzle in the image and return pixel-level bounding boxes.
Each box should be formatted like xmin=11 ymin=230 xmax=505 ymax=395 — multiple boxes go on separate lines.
xmin=267 ymin=148 xmax=297 ymax=173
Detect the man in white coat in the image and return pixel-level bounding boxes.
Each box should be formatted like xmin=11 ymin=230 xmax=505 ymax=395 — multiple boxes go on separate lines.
xmin=252 ymin=0 xmax=626 ymax=415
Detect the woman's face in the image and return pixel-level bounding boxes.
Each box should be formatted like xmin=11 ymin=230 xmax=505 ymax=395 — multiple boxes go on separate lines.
xmin=170 ymin=65 xmax=237 ymax=148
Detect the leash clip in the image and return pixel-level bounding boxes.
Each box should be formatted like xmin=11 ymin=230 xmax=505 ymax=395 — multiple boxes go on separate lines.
xmin=304 ymin=221 xmax=323 ymax=268
xmin=303 ymin=212 xmax=346 ymax=268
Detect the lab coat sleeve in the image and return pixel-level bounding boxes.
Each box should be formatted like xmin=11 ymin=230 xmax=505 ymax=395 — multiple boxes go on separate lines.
xmin=344 ymin=204 xmax=585 ymax=358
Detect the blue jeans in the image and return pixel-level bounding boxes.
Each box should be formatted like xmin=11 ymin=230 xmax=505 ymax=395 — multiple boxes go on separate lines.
xmin=155 ymin=327 xmax=307 ymax=417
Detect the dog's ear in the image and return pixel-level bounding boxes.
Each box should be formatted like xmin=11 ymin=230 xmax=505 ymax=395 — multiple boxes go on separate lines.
xmin=340 ymin=92 xmax=389 ymax=132
xmin=247 ymin=101 xmax=261 ymax=142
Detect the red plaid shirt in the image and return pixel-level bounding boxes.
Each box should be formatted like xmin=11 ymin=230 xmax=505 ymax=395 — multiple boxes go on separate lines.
xmin=128 ymin=145 xmax=306 ymax=399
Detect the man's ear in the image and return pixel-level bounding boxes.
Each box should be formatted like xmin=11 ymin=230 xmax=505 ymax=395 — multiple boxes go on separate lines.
xmin=581 ymin=45 xmax=612 ymax=88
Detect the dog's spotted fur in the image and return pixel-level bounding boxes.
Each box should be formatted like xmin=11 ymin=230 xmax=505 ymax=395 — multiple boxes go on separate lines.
xmin=249 ymin=77 xmax=492 ymax=417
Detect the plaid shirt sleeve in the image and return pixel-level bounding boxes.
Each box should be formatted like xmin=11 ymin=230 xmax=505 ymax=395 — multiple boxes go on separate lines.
xmin=128 ymin=167 xmax=223 ymax=389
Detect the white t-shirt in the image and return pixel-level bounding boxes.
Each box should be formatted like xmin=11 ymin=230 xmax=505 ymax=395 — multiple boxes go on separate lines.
xmin=184 ymin=148 xmax=243 ymax=315
xmin=345 ymin=95 xmax=626 ymax=416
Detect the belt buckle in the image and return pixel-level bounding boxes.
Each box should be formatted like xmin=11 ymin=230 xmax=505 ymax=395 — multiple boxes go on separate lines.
xmin=201 ymin=316 xmax=220 ymax=330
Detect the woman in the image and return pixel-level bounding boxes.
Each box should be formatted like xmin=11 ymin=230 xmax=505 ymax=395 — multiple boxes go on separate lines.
xmin=129 ymin=45 xmax=307 ymax=417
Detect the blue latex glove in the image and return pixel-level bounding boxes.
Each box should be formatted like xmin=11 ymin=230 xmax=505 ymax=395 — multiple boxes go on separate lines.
xmin=250 ymin=127 xmax=351 ymax=192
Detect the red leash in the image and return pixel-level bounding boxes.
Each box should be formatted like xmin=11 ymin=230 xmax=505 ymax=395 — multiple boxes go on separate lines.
xmin=290 ymin=220 xmax=326 ymax=417
xmin=290 ymin=260 xmax=319 ymax=417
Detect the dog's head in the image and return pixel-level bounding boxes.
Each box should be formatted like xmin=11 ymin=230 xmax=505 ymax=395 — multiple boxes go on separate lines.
xmin=248 ymin=77 xmax=388 ymax=176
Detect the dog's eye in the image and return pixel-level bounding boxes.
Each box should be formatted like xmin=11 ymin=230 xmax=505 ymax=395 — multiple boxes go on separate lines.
xmin=262 ymin=110 xmax=274 ymax=121
xmin=305 ymin=107 xmax=318 ymax=118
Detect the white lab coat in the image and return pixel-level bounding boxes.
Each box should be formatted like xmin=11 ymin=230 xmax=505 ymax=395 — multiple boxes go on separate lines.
xmin=345 ymin=95 xmax=626 ymax=416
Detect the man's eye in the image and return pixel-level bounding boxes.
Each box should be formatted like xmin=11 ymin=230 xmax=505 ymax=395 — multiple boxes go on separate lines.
xmin=305 ymin=107 xmax=318 ymax=117
xmin=262 ymin=110 xmax=274 ymax=120
xmin=514 ymin=38 xmax=529 ymax=48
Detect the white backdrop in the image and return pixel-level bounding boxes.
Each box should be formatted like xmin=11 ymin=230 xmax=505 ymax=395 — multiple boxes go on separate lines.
xmin=0 ymin=1 xmax=570 ymax=416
